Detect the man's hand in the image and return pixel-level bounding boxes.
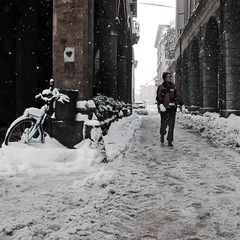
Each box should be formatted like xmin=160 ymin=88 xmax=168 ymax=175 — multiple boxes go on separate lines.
xmin=159 ymin=104 xmax=166 ymax=112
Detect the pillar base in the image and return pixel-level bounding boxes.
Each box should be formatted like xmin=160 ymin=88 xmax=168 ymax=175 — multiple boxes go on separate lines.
xmin=187 ymin=105 xmax=200 ymax=112
xmin=220 ymin=109 xmax=240 ymax=118
xmin=199 ymin=107 xmax=217 ymax=114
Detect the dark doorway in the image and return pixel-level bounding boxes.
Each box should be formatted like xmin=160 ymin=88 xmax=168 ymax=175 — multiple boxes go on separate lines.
xmin=36 ymin=0 xmax=53 ymax=93
xmin=0 ymin=0 xmax=17 ymax=123
xmin=0 ymin=0 xmax=53 ymax=124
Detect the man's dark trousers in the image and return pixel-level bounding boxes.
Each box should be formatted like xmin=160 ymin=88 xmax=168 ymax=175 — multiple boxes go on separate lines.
xmin=160 ymin=108 xmax=176 ymax=143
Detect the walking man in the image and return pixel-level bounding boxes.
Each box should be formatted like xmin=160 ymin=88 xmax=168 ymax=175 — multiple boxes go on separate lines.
xmin=156 ymin=72 xmax=184 ymax=147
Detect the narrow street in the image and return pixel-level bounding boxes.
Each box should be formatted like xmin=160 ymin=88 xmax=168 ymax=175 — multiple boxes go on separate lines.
xmin=1 ymin=112 xmax=240 ymax=239
xmin=1 ymin=0 xmax=240 ymax=239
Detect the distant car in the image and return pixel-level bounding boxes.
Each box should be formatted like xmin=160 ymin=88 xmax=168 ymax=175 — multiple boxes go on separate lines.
xmin=135 ymin=109 xmax=148 ymax=115
xmin=133 ymin=101 xmax=146 ymax=109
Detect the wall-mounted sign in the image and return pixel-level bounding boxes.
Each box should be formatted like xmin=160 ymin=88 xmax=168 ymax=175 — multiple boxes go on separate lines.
xmin=64 ymin=47 xmax=75 ymax=62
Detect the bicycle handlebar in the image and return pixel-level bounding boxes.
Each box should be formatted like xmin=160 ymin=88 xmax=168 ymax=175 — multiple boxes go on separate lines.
xmin=35 ymin=93 xmax=56 ymax=102
xmin=35 ymin=88 xmax=70 ymax=104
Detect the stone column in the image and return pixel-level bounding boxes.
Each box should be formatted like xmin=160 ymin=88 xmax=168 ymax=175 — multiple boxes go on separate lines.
xmin=202 ymin=52 xmax=219 ymax=112
xmin=199 ymin=47 xmax=204 ymax=110
xmin=188 ymin=38 xmax=201 ymax=110
xmin=126 ymin=38 xmax=133 ymax=104
xmin=182 ymin=50 xmax=189 ymax=106
xmin=223 ymin=0 xmax=240 ymax=116
xmin=53 ymin=0 xmax=94 ymax=100
xmin=94 ymin=0 xmax=119 ymax=99
xmin=117 ymin=52 xmax=128 ymax=102
xmin=175 ymin=57 xmax=182 ymax=89
xmin=202 ymin=18 xmax=219 ymax=112
xmin=117 ymin=29 xmax=133 ymax=104
xmin=188 ymin=59 xmax=194 ymax=107
xmin=218 ymin=0 xmax=226 ymax=116
xmin=99 ymin=22 xmax=118 ymax=98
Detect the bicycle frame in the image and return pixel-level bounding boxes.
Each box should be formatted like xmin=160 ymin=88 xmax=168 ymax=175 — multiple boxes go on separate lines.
xmin=4 ymin=85 xmax=70 ymax=146
xmin=25 ymin=114 xmax=47 ymax=143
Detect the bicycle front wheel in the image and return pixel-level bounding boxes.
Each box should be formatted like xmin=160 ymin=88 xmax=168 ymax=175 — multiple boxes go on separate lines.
xmin=5 ymin=118 xmax=44 ymax=146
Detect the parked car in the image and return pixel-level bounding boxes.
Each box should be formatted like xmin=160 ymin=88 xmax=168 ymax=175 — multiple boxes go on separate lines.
xmin=135 ymin=109 xmax=148 ymax=115
xmin=133 ymin=101 xmax=146 ymax=109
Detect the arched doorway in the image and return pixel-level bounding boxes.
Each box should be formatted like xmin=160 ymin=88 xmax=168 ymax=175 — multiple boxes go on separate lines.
xmin=0 ymin=0 xmax=17 ymax=123
xmin=188 ymin=37 xmax=201 ymax=109
xmin=203 ymin=17 xmax=219 ymax=112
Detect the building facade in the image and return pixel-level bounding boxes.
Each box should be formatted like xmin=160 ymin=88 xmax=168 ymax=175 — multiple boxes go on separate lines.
xmin=154 ymin=24 xmax=176 ymax=86
xmin=139 ymin=84 xmax=156 ymax=105
xmin=0 ymin=0 xmax=139 ymax=124
xmin=154 ymin=25 xmax=169 ymax=86
xmin=175 ymin=0 xmax=240 ymax=116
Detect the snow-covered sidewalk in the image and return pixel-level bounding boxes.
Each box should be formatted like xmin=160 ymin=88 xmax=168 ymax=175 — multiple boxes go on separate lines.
xmin=1 ymin=112 xmax=240 ymax=239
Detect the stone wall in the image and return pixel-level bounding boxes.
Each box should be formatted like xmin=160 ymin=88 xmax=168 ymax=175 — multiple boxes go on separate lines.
xmin=175 ymin=0 xmax=240 ymax=117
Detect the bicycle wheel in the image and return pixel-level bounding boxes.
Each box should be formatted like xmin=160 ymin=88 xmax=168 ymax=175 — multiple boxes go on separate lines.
xmin=5 ymin=118 xmax=44 ymax=146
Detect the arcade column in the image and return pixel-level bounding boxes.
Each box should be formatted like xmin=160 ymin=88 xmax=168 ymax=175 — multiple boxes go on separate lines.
xmin=99 ymin=20 xmax=118 ymax=98
xmin=223 ymin=0 xmax=240 ymax=116
xmin=53 ymin=0 xmax=94 ymax=100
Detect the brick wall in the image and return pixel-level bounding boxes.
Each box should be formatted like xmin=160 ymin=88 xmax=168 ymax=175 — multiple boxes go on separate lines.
xmin=53 ymin=0 xmax=94 ymax=100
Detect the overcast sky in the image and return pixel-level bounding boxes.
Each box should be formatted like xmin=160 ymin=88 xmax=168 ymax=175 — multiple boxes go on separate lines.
xmin=134 ymin=0 xmax=176 ymax=92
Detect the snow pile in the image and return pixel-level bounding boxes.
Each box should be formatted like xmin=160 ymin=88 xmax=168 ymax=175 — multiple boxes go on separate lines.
xmin=178 ymin=112 xmax=240 ymax=150
xmin=0 ymin=136 xmax=103 ymax=178
xmin=104 ymin=114 xmax=141 ymax=160
xmin=0 ymin=114 xmax=141 ymax=178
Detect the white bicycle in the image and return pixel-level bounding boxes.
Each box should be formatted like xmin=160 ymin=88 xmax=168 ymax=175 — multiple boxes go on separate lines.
xmin=4 ymin=84 xmax=69 ymax=146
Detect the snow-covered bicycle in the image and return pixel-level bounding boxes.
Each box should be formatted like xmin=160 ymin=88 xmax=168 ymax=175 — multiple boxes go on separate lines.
xmin=4 ymin=82 xmax=69 ymax=146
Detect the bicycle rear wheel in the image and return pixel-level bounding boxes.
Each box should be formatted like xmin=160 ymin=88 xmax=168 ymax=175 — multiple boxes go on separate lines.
xmin=5 ymin=118 xmax=44 ymax=146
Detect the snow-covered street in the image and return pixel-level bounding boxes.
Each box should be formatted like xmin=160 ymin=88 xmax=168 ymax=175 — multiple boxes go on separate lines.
xmin=1 ymin=111 xmax=240 ymax=239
